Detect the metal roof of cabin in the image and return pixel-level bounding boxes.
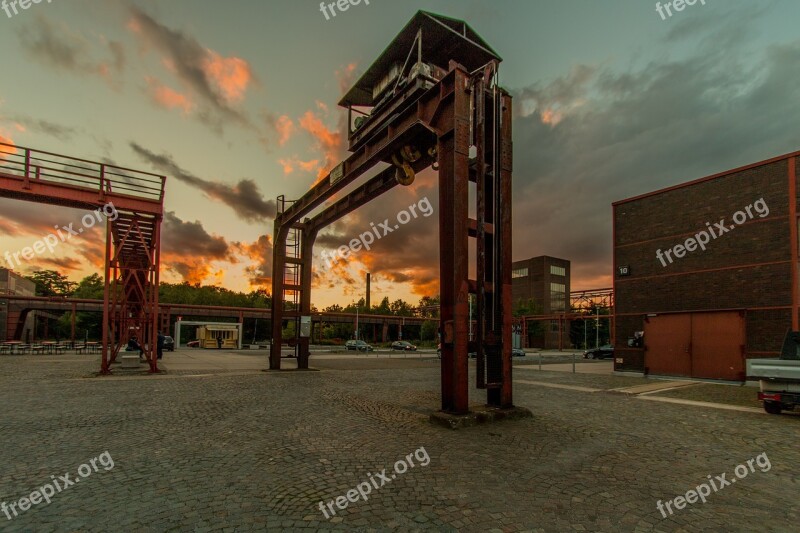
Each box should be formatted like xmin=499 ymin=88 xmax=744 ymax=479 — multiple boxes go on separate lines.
xmin=339 ymin=11 xmax=502 ymax=107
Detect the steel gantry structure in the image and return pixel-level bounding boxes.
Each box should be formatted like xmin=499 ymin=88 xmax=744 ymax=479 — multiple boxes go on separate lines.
xmin=0 ymin=142 xmax=165 ymax=373
xmin=270 ymin=11 xmax=515 ymax=414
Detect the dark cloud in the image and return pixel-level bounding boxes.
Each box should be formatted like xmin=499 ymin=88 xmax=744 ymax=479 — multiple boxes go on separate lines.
xmin=128 ymin=6 xmax=251 ymax=128
xmin=511 ymin=28 xmax=800 ymax=288
xmin=130 ymin=143 xmax=276 ymax=223
xmin=162 ymin=211 xmax=229 ymax=260
xmin=1 ymin=114 xmax=77 ymax=141
xmin=16 ymin=14 xmax=125 ymax=86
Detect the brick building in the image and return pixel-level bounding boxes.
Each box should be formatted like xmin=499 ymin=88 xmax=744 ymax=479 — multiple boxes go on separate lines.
xmin=512 ymin=256 xmax=570 ymax=348
xmin=0 ymin=268 xmax=37 ymax=341
xmin=613 ymin=151 xmax=799 ymax=381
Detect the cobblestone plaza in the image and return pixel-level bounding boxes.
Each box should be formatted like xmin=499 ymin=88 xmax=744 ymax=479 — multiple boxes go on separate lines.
xmin=0 ymin=351 xmax=797 ymax=531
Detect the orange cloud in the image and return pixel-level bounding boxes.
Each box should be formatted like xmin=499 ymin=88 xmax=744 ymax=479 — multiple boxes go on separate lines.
xmin=276 ymin=115 xmax=295 ymax=145
xmin=202 ymin=51 xmax=253 ymax=103
xmin=145 ymin=77 xmax=194 ymax=114
xmin=0 ymin=133 xmax=16 ymax=161
xmin=299 ymin=110 xmax=343 ymax=181
xmin=336 ymin=63 xmax=358 ymax=95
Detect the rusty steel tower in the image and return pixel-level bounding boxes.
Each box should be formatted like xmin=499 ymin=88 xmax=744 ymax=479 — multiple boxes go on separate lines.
xmin=270 ymin=11 xmax=515 ymax=413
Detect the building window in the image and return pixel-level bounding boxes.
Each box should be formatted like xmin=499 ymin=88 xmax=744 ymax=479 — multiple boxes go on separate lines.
xmin=512 ymin=268 xmax=529 ymax=279
xmin=550 ymin=282 xmax=566 ymax=311
xmin=550 ymin=265 xmax=566 ymax=277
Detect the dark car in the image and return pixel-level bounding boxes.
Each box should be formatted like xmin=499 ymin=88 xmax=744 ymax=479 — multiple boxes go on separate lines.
xmin=163 ymin=336 xmax=175 ymax=352
xmin=512 ymin=348 xmax=526 ymax=358
xmin=583 ymin=344 xmax=614 ymax=359
xmin=345 ymin=340 xmax=374 ymax=352
xmin=391 ymin=341 xmax=417 ymax=351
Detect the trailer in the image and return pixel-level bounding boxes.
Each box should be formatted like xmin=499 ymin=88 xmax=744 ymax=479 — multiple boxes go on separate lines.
xmin=746 ymin=331 xmax=800 ymax=414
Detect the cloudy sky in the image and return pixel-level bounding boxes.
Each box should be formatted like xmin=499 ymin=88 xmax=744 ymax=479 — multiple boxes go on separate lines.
xmin=1 ymin=0 xmax=799 ymax=307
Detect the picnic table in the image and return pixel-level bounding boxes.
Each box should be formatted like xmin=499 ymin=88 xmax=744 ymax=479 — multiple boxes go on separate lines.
xmin=2 ymin=341 xmax=22 ymax=355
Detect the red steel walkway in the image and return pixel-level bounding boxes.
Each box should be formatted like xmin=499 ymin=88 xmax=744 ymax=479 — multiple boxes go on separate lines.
xmin=0 ymin=141 xmax=166 ymax=373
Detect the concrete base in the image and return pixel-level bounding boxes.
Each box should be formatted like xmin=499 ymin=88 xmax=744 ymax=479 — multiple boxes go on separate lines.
xmin=430 ymin=405 xmax=533 ymax=430
xmin=121 ymin=355 xmax=140 ymax=369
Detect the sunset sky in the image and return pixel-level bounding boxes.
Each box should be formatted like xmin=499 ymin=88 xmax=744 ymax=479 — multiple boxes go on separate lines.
xmin=1 ymin=0 xmax=799 ymax=308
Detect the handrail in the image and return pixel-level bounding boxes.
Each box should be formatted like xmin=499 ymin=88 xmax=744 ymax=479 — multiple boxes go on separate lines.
xmin=0 ymin=141 xmax=166 ymax=203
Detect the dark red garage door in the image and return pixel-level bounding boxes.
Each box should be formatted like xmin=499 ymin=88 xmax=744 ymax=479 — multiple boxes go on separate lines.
xmin=644 ymin=311 xmax=746 ymax=381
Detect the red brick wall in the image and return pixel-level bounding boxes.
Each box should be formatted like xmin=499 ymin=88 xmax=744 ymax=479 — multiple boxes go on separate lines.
xmin=613 ymin=156 xmax=797 ymax=375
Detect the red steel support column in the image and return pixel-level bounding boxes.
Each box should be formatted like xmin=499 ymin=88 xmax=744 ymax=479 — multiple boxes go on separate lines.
xmin=439 ymin=65 xmax=471 ymax=414
xmin=790 ymin=157 xmax=798 ymax=331
xmin=270 ymin=224 xmax=290 ymax=370
xmin=150 ymin=218 xmax=161 ymax=373
xmin=488 ymin=90 xmax=514 ymax=408
xmin=101 ymin=217 xmax=112 ymax=374
xmin=297 ymin=228 xmax=317 ymax=369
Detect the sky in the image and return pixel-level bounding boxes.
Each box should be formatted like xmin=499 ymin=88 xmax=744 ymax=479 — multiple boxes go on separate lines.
xmin=1 ymin=0 xmax=799 ymax=308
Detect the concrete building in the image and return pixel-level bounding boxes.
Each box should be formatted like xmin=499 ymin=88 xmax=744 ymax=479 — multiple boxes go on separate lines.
xmin=512 ymin=256 xmax=570 ymax=348
xmin=613 ymin=150 xmax=799 ymax=381
xmin=0 ymin=268 xmax=36 ymax=341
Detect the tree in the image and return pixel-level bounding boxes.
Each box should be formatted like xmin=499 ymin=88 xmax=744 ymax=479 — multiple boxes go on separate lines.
xmin=372 ymin=296 xmax=391 ymax=315
xmin=420 ymin=320 xmax=437 ymax=341
xmin=418 ymin=295 xmax=440 ymax=318
xmin=26 ymin=270 xmax=76 ymax=297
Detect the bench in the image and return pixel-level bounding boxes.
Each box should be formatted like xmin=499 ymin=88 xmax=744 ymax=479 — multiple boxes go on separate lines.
xmin=121 ymin=355 xmax=140 ymax=369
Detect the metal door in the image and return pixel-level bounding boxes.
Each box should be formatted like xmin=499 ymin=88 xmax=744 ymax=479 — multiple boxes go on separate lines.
xmin=644 ymin=314 xmax=692 ymax=377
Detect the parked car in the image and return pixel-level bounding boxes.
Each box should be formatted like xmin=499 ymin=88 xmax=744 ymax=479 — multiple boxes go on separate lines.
xmin=187 ymin=340 xmax=201 ymax=348
xmin=391 ymin=341 xmax=418 ymax=351
xmin=345 ymin=340 xmax=374 ymax=352
xmin=583 ymin=344 xmax=614 ymax=359
xmin=512 ymin=348 xmax=526 ymax=358
xmin=164 ymin=336 xmax=175 ymax=352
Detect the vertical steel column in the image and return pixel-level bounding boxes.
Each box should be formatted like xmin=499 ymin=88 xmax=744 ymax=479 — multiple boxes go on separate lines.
xmin=297 ymin=227 xmax=317 ymax=369
xmin=101 ymin=217 xmax=112 ymax=374
xmin=149 ymin=218 xmax=161 ymax=373
xmin=487 ymin=90 xmax=514 ymax=408
xmin=270 ymin=222 xmax=290 ymax=370
xmin=439 ymin=65 xmax=472 ymax=414
xmin=474 ymin=72 xmax=487 ymax=390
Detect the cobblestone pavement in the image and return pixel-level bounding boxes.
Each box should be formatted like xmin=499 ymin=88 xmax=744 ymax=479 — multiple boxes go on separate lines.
xmin=0 ymin=353 xmax=798 ymax=532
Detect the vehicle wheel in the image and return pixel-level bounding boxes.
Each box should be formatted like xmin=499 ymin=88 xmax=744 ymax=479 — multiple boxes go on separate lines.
xmin=764 ymin=401 xmax=782 ymax=415
xmin=587 ymin=353 xmax=595 ymax=359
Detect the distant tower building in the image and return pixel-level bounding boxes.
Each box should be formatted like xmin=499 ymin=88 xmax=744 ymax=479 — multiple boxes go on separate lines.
xmin=511 ymin=256 xmax=570 ymax=348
